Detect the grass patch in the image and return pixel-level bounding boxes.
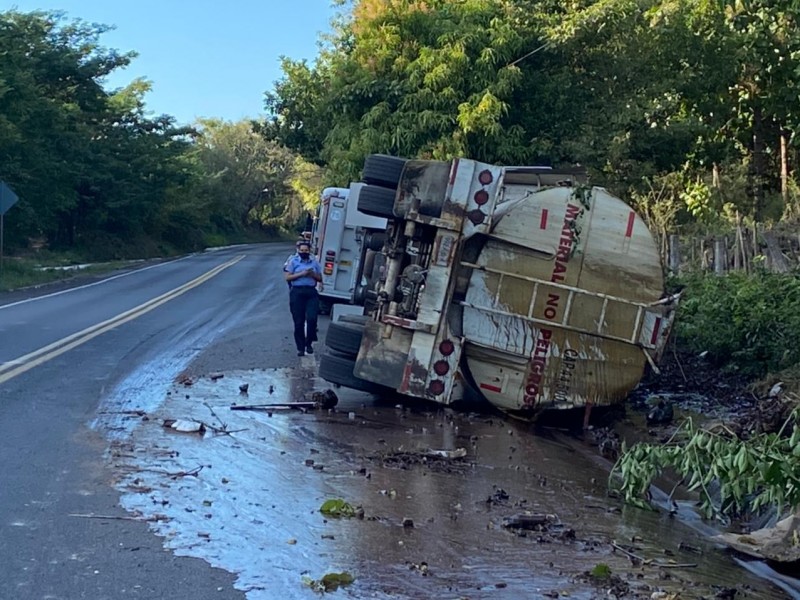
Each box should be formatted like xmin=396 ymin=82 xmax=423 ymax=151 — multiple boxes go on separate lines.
xmin=0 ymin=256 xmax=134 ymax=292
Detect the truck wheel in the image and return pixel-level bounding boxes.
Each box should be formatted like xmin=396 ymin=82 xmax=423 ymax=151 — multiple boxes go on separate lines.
xmin=365 ymin=231 xmax=386 ymax=251
xmin=363 ymin=154 xmax=407 ymax=188
xmin=318 ymin=299 xmax=332 ymax=315
xmin=338 ymin=314 xmax=368 ymax=325
xmin=325 ymin=319 xmax=365 ymax=356
xmin=358 ymin=185 xmax=396 ymax=219
xmin=319 ymin=351 xmax=385 ymax=394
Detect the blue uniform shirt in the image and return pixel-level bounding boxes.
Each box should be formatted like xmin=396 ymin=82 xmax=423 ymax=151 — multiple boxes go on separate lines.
xmin=284 ymin=254 xmax=321 ymax=287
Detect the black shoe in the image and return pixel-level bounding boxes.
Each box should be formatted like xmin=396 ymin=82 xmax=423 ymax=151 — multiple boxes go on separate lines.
xmin=297 ymin=350 xmax=305 ymax=357
xmin=305 ymin=345 xmax=314 ymax=355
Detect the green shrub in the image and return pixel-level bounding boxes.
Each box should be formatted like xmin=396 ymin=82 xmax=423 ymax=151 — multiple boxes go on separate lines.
xmin=675 ymin=270 xmax=800 ymax=377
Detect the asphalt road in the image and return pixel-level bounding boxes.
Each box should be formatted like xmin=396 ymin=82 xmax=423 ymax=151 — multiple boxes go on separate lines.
xmin=0 ymin=243 xmax=303 ymax=600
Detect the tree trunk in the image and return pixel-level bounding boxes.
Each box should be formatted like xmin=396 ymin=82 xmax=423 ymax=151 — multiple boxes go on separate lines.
xmin=780 ymin=128 xmax=789 ymax=205
xmin=752 ymin=105 xmax=765 ymax=222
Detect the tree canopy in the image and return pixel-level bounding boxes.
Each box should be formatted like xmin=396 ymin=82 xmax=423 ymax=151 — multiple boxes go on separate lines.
xmin=264 ymin=0 xmax=800 ymax=226
xmin=0 ymin=10 xmax=312 ymax=258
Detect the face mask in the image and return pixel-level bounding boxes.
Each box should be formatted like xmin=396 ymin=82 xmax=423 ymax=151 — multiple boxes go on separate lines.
xmin=299 ymin=252 xmax=310 ymax=260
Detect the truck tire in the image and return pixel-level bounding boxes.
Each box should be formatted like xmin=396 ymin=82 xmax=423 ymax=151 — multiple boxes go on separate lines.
xmin=338 ymin=314 xmax=368 ymax=325
xmin=363 ymin=154 xmax=407 ymax=188
xmin=325 ymin=319 xmax=365 ymax=356
xmin=358 ymin=185 xmax=396 ymax=219
xmin=365 ymin=231 xmax=386 ymax=251
xmin=318 ymin=298 xmax=332 ymax=315
xmin=319 ymin=351 xmax=384 ymax=394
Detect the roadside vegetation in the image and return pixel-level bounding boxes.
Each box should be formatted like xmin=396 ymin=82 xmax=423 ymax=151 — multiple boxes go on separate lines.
xmin=675 ymin=270 xmax=800 ymax=379
xmin=612 ymin=267 xmax=800 ymax=546
xmin=0 ymin=10 xmax=321 ymax=284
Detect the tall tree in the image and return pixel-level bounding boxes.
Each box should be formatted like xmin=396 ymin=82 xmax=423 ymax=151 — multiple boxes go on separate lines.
xmin=195 ymin=119 xmax=322 ymax=234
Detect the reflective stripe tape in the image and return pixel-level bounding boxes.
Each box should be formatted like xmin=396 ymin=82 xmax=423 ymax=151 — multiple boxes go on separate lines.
xmin=625 ymin=211 xmax=635 ymax=238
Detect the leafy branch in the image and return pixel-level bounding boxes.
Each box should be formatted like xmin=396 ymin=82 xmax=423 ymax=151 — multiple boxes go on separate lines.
xmin=610 ymin=408 xmax=800 ymax=520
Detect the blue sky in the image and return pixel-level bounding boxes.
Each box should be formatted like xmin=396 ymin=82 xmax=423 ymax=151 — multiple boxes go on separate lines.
xmin=9 ymin=0 xmax=337 ymax=125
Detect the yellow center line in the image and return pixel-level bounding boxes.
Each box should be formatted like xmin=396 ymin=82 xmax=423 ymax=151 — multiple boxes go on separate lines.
xmin=0 ymin=255 xmax=244 ymax=385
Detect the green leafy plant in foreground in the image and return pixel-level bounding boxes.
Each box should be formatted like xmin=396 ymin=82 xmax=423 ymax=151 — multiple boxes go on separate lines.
xmin=611 ymin=409 xmax=800 ymax=519
xmin=319 ymin=498 xmax=356 ymax=518
xmin=302 ymin=571 xmax=355 ymax=593
xmin=590 ymin=563 xmax=612 ymax=579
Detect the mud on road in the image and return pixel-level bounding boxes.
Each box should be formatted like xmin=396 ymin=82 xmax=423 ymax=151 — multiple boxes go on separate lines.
xmin=93 ymin=362 xmax=793 ymax=599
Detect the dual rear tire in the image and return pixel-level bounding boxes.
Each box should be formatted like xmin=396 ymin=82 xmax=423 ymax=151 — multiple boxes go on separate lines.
xmin=358 ymin=154 xmax=407 ymax=219
xmin=319 ymin=316 xmax=391 ymax=395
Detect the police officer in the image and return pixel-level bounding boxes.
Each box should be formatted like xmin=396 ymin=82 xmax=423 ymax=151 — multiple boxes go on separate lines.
xmin=284 ymin=241 xmax=322 ymax=356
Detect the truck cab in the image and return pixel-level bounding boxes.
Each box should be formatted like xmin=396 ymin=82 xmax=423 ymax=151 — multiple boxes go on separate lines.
xmin=311 ymin=185 xmax=387 ymax=313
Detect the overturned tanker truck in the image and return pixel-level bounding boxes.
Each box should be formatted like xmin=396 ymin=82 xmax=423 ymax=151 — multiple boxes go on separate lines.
xmin=319 ymin=154 xmax=680 ymax=421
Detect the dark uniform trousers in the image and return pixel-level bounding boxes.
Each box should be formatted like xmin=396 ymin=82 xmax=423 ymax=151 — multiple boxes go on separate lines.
xmin=289 ymin=285 xmax=319 ymax=351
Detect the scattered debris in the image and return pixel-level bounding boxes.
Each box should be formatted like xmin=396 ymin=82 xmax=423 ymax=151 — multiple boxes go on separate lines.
xmin=678 ymin=542 xmax=703 ymax=555
xmin=319 ymin=499 xmax=357 ymax=518
xmin=309 ymin=389 xmax=338 ymax=409
xmin=231 ymin=402 xmax=316 ymax=412
xmin=714 ymin=513 xmax=800 ymax=563
xmin=426 ymin=447 xmax=467 ymax=459
xmin=647 ymin=398 xmax=674 ymax=425
xmin=576 ymin=563 xmax=633 ymax=597
xmin=230 ymin=390 xmax=338 ymax=412
xmin=611 ymin=541 xmax=698 ymax=569
xmin=239 ymin=383 xmax=249 ymax=394
xmin=502 ymin=513 xmax=557 ymax=531
xmin=163 ymin=419 xmax=205 ymax=434
xmin=176 ymin=373 xmax=193 ymax=386
xmin=590 ymin=563 xmax=612 ymax=579
xmin=407 ymin=561 xmax=429 ymax=576
xmin=69 ymin=513 xmax=168 ymax=523
xmin=209 ymin=372 xmax=224 ymax=381
xmin=303 ymin=572 xmax=355 ymax=593
xmin=368 ymin=449 xmax=471 ymax=474
xmin=486 ymin=487 xmax=510 ymax=506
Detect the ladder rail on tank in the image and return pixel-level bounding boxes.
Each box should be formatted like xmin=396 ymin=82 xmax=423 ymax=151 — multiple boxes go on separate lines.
xmin=459 ymin=261 xmax=671 ymax=350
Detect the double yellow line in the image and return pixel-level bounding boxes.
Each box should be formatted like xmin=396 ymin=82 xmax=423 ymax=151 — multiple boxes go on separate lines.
xmin=0 ymin=255 xmax=243 ymax=385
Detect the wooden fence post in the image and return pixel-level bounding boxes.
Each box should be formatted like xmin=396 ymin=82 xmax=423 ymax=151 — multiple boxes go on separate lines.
xmin=763 ymin=230 xmax=789 ymax=273
xmin=669 ymin=234 xmax=681 ymax=274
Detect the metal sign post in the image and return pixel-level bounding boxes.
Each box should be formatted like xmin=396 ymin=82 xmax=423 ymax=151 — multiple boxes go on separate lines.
xmin=0 ymin=181 xmax=20 ymax=275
